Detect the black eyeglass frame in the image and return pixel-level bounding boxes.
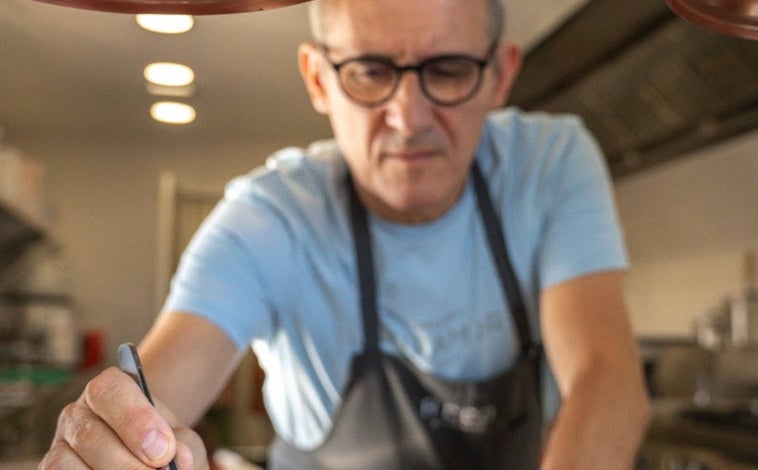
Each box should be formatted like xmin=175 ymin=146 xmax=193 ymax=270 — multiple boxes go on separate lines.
xmin=317 ymin=41 xmax=500 ymax=107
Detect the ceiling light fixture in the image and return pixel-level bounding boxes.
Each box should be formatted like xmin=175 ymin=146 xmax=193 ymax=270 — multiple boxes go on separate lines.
xmin=150 ymin=102 xmax=196 ymax=124
xmin=144 ymin=62 xmax=195 ymax=87
xmin=135 ymin=14 xmax=194 ymax=34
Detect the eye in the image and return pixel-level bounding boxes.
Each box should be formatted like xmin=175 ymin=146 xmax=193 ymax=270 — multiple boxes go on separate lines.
xmin=425 ymin=58 xmax=476 ymax=80
xmin=341 ymin=59 xmax=394 ymax=85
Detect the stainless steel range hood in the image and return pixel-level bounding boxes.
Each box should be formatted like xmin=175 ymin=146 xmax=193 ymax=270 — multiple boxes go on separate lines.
xmin=508 ymin=0 xmax=758 ymax=179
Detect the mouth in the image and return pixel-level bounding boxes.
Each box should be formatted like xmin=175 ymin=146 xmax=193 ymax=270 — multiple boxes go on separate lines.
xmin=383 ymin=148 xmax=439 ymax=163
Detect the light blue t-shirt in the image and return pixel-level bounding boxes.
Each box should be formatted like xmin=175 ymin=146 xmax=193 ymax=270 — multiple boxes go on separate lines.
xmin=163 ymin=108 xmax=628 ymax=449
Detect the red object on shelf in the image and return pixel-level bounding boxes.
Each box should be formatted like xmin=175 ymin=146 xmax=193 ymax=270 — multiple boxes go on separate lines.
xmin=81 ymin=329 xmax=105 ymax=369
xmin=29 ymin=0 xmax=311 ymax=15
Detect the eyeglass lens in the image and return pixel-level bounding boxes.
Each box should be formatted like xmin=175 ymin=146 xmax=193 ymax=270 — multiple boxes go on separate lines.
xmin=337 ymin=56 xmax=485 ymax=106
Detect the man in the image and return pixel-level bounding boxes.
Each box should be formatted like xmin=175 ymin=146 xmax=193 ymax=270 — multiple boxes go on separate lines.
xmin=41 ymin=0 xmax=650 ymax=468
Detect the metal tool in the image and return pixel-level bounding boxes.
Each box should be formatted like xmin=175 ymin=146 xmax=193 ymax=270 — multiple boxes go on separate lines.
xmin=118 ymin=342 xmax=179 ymax=470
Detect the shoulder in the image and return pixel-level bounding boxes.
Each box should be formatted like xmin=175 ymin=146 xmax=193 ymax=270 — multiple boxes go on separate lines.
xmin=479 ymin=107 xmax=606 ymax=191
xmin=207 ymin=139 xmax=351 ymax=259
xmin=482 ymin=107 xmax=595 ymax=164
xmin=225 ymin=139 xmax=345 ymax=206
xmin=484 ymin=107 xmax=590 ymax=140
xmin=472 ymin=108 xmax=622 ymax=285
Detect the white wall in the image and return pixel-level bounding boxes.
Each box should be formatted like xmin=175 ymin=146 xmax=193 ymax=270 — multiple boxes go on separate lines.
xmin=15 ymin=133 xmax=325 ymax=364
xmin=615 ymin=130 xmax=758 ymax=338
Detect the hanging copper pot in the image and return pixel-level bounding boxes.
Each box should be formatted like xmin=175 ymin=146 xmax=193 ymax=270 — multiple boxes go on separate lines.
xmin=666 ymin=0 xmax=758 ymax=39
xmin=29 ymin=0 xmax=312 ymax=14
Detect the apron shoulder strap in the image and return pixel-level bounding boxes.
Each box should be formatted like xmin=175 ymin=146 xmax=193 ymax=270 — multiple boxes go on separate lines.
xmin=346 ymin=174 xmax=380 ymax=353
xmin=471 ymin=162 xmax=536 ymax=356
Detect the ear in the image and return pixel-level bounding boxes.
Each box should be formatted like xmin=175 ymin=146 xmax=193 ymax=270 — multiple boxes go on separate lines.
xmin=488 ymin=42 xmax=522 ymax=110
xmin=298 ymin=42 xmax=330 ymax=115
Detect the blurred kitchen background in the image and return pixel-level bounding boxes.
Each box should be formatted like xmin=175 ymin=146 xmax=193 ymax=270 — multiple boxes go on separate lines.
xmin=0 ymin=0 xmax=756 ymax=468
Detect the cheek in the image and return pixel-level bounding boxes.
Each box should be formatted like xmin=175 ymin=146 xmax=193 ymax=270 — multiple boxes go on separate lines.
xmin=331 ymin=113 xmax=365 ymax=156
xmin=331 ymin=106 xmax=383 ymax=159
xmin=461 ymin=97 xmax=492 ymax=142
xmin=440 ymin=109 xmax=486 ymax=160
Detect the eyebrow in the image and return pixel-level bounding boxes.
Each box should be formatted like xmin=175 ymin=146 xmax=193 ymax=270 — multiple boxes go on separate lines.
xmin=319 ymin=43 xmax=487 ymax=64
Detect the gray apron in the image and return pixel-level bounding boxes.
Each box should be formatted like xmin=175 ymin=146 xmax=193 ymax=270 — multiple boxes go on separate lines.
xmin=270 ymin=162 xmax=543 ymax=469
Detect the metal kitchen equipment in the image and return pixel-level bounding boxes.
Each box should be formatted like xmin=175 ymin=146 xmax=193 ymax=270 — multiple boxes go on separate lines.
xmin=730 ymin=251 xmax=758 ymax=346
xmin=666 ymin=0 xmax=758 ymax=39
xmin=27 ymin=0 xmax=758 ymax=36
xmin=693 ymin=251 xmax=758 ymax=351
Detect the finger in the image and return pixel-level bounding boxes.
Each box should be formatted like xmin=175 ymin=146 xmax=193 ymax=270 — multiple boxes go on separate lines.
xmin=154 ymin=397 xmax=209 ymax=470
xmin=56 ymin=397 xmax=152 ymax=469
xmin=175 ymin=426 xmax=209 ymax=470
xmin=81 ymin=367 xmax=177 ymax=468
xmin=39 ymin=439 xmax=91 ymax=470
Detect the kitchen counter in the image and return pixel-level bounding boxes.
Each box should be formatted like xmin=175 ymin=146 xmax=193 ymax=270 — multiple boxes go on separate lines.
xmin=0 ymin=369 xmax=96 ymax=462
xmin=640 ymin=398 xmax=758 ymax=469
xmin=0 ymin=459 xmax=39 ymax=469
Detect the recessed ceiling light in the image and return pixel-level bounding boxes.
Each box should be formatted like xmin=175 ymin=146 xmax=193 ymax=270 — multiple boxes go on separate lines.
xmin=135 ymin=14 xmax=194 ymax=34
xmin=144 ymin=62 xmax=195 ymax=87
xmin=150 ymin=102 xmax=196 ymax=124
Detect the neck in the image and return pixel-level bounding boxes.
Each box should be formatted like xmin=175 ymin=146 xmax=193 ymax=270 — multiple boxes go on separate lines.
xmin=353 ymin=181 xmax=467 ymax=225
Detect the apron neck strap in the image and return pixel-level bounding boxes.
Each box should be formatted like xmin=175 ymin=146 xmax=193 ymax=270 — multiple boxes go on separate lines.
xmin=346 ymin=161 xmax=536 ymax=355
xmin=346 ymin=174 xmax=380 ymax=352
xmin=470 ymin=162 xmax=535 ymax=354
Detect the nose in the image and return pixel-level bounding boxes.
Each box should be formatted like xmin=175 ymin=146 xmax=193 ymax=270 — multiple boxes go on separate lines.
xmin=384 ymin=72 xmax=434 ymax=137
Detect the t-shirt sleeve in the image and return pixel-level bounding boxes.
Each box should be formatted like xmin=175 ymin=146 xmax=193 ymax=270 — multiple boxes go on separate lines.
xmin=538 ymin=119 xmax=628 ymax=290
xmin=162 ymin=195 xmax=278 ymax=349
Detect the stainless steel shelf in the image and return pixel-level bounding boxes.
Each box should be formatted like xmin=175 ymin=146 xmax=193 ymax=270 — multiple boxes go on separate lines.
xmin=0 ymin=202 xmax=44 ymax=286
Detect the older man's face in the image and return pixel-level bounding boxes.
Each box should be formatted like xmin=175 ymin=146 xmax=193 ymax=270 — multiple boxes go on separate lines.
xmin=301 ymin=0 xmax=519 ymax=223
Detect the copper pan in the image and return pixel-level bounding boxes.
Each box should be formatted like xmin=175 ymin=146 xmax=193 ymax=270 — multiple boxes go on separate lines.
xmin=29 ymin=0 xmax=312 ymax=15
xmin=666 ymin=0 xmax=758 ymax=39
xmin=29 ymin=0 xmax=757 ymax=37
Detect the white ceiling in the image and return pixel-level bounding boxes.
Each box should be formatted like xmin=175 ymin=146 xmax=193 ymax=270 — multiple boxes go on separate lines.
xmin=0 ymin=0 xmax=590 ymax=146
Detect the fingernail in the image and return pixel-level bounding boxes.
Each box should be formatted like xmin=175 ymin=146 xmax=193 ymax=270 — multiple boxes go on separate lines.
xmin=142 ymin=429 xmax=169 ymax=460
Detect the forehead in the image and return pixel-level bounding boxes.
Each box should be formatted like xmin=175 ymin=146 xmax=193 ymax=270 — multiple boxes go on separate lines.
xmin=317 ymin=0 xmax=491 ymax=57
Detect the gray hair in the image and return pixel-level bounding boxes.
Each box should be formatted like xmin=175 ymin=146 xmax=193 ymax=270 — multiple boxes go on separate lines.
xmin=308 ymin=0 xmax=506 ymax=43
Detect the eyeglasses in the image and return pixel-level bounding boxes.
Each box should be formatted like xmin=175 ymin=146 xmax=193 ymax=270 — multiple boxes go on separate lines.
xmin=318 ymin=43 xmax=498 ymax=107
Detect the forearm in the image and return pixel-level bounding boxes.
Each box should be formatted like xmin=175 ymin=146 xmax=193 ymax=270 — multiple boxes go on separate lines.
xmin=540 ymin=361 xmax=651 ymax=470
xmin=139 ymin=311 xmax=243 ymax=426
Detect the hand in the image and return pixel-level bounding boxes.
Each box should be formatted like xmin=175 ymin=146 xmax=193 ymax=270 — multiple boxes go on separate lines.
xmin=40 ymin=366 xmax=209 ymax=469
